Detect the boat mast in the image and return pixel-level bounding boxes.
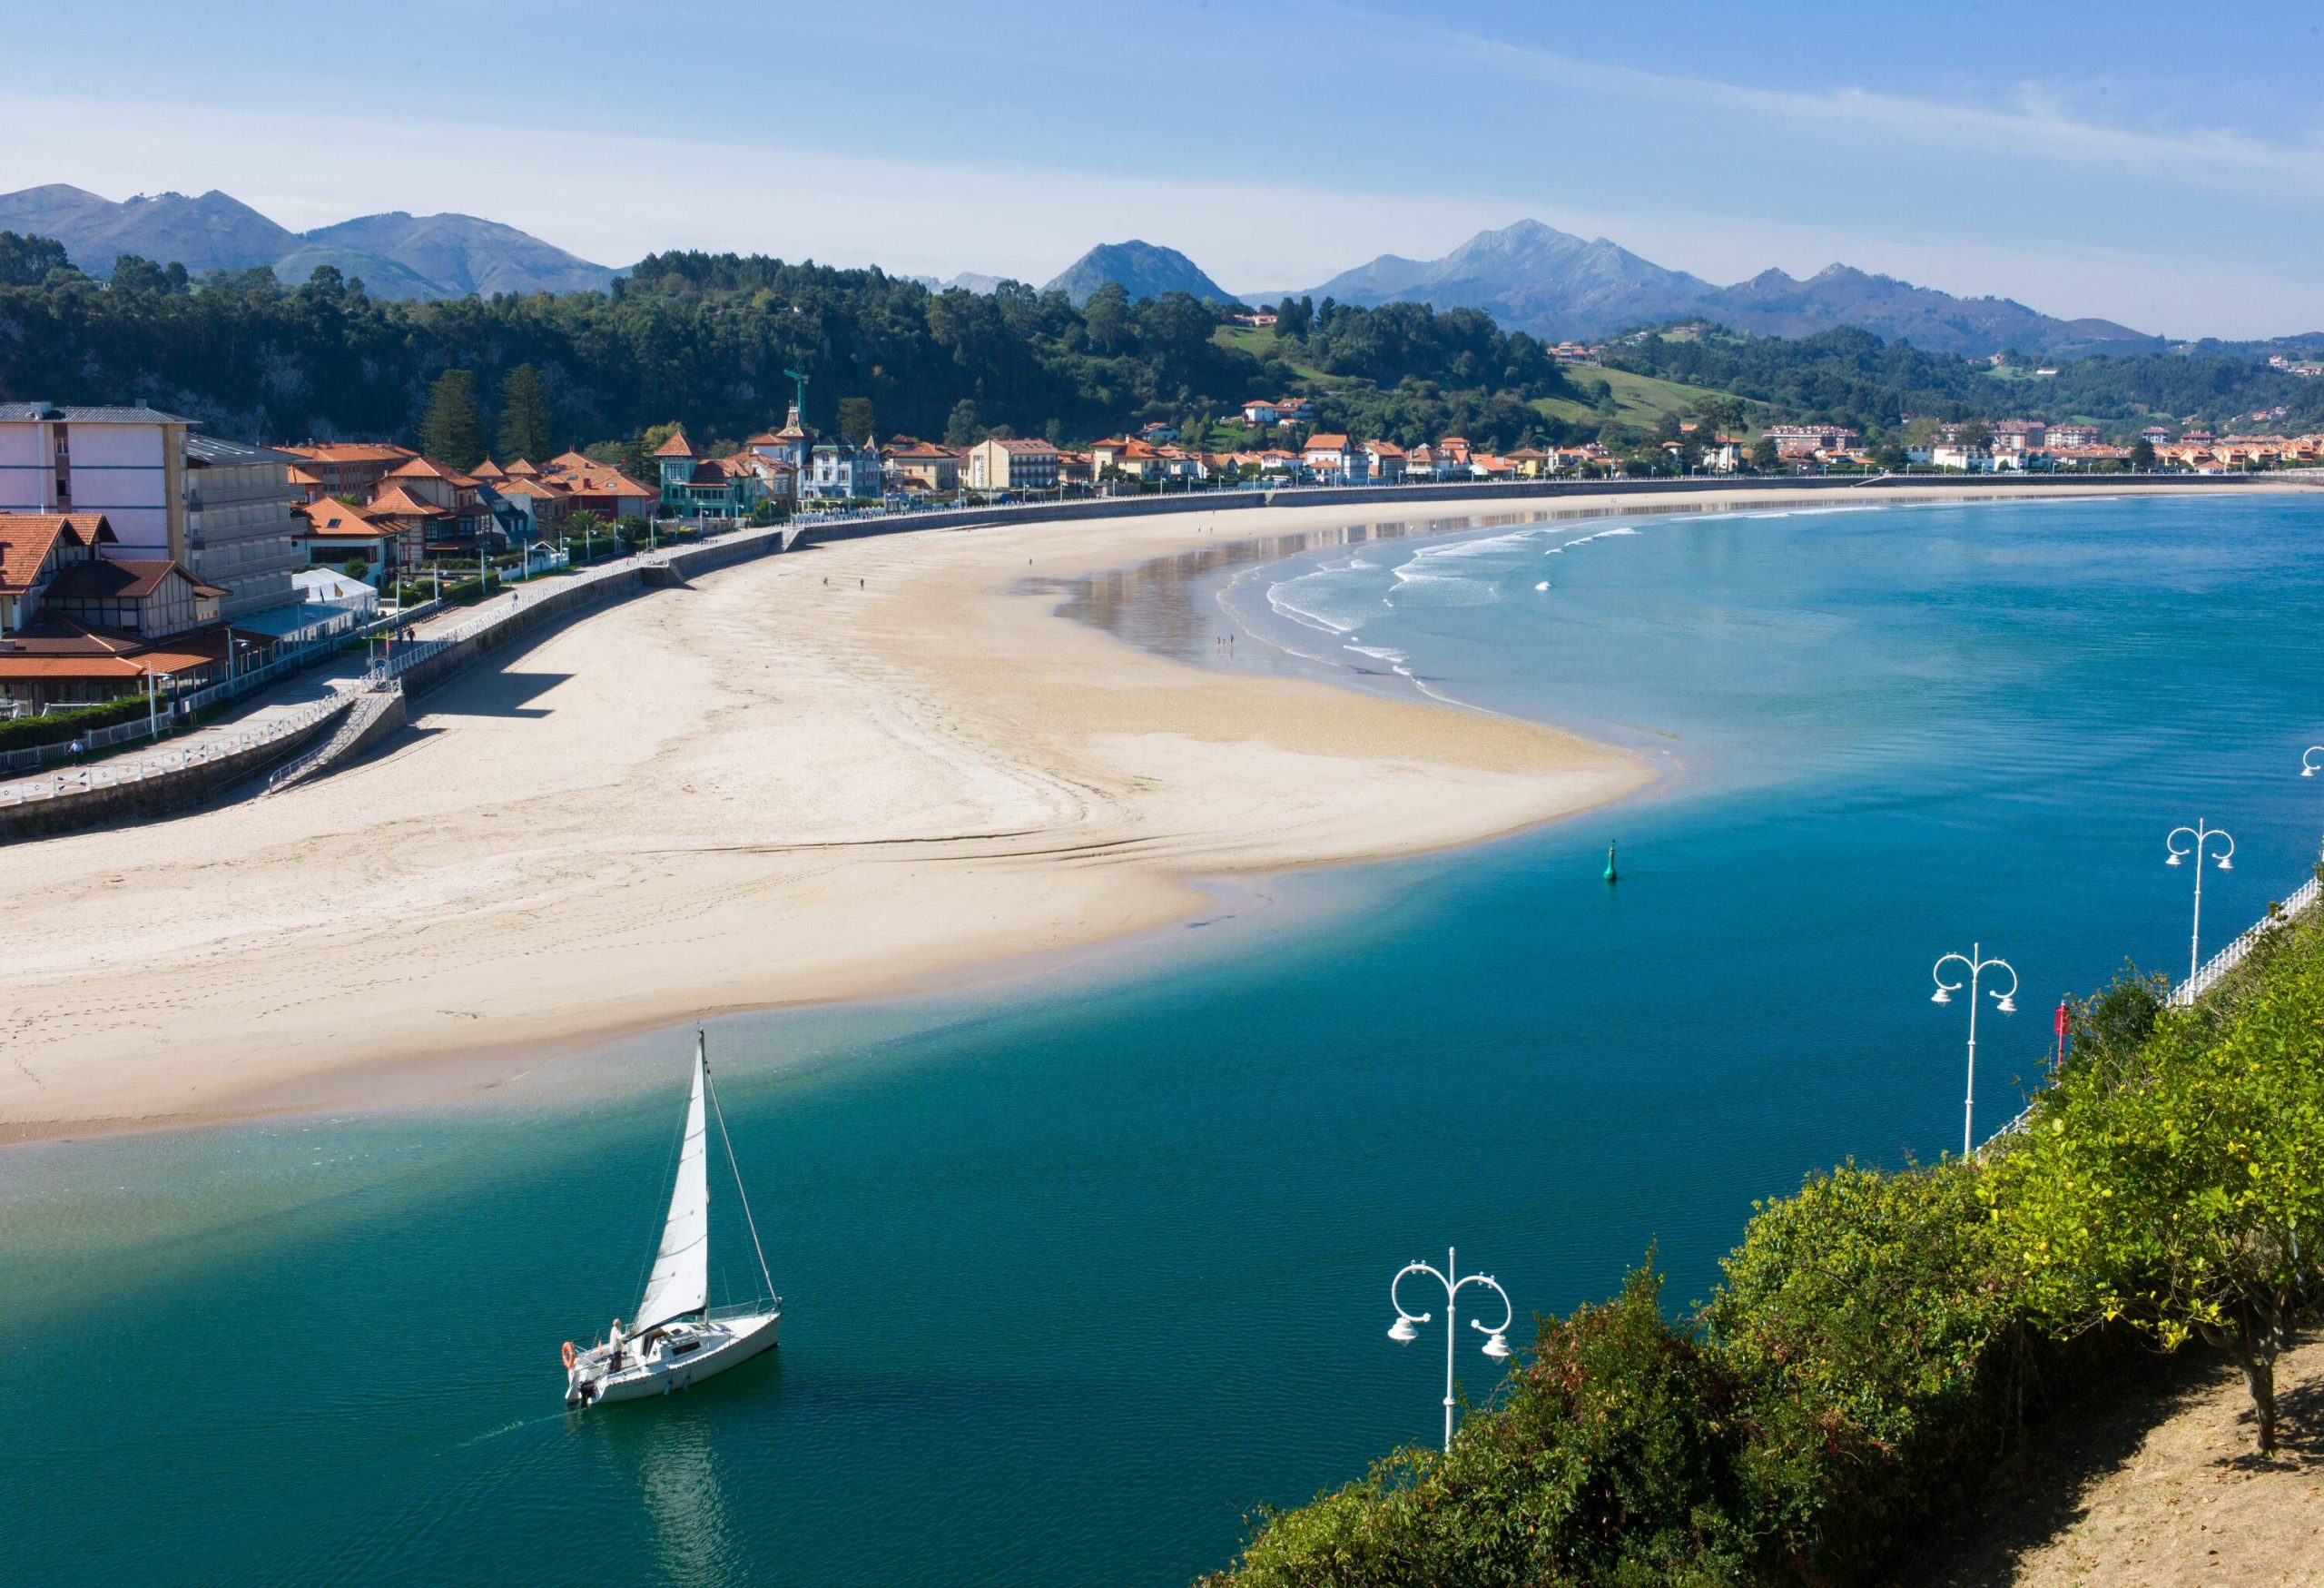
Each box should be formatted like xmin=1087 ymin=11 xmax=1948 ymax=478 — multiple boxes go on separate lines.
xmin=700 ymin=1031 xmax=778 ymax=1305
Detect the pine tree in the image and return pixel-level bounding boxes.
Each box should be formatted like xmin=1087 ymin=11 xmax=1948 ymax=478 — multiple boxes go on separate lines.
xmin=497 ymin=363 xmax=554 ymax=462
xmin=420 ymin=369 xmax=487 ymax=469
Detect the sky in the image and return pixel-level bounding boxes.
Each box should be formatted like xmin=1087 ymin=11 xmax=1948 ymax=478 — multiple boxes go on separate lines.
xmin=6 ymin=0 xmax=2323 ymax=338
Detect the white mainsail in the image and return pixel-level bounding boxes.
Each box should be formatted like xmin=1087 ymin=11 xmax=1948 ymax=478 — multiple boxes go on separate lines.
xmin=633 ymin=1041 xmax=711 ymax=1334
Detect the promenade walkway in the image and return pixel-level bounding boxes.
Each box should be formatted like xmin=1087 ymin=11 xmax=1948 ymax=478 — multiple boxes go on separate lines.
xmin=0 ymin=537 xmax=716 ymax=813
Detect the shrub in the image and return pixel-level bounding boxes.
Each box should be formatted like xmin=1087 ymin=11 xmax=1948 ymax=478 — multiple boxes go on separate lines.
xmin=1987 ymin=912 xmax=2324 ymax=1454
xmin=1705 ymin=1162 xmax=2028 ymax=1579
xmin=0 ymin=693 xmax=155 ymax=751
xmin=1215 ymin=1265 xmax=1751 ymax=1588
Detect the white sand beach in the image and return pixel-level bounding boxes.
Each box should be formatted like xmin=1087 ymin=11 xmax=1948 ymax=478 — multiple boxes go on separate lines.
xmin=0 ymin=482 xmax=2284 ymax=1139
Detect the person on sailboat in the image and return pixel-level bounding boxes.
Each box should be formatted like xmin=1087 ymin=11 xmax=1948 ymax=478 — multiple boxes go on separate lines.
xmin=609 ymin=1319 xmax=625 ymax=1371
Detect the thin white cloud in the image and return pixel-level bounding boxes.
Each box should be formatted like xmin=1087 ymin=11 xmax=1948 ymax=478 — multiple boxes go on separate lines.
xmin=1382 ymin=16 xmax=2324 ymax=202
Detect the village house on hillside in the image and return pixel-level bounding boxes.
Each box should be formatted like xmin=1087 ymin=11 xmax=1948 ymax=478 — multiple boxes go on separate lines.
xmin=1240 ymin=397 xmax=1315 ymax=429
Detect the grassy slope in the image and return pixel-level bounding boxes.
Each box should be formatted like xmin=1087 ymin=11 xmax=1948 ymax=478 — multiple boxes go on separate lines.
xmin=1213 ymin=324 xmax=1342 ymax=385
xmin=1536 ymin=365 xmax=1769 ymax=434
xmin=1216 ymin=326 xmax=1763 ymax=436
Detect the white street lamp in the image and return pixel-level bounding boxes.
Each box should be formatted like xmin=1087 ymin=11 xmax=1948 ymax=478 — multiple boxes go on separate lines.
xmin=2164 ymin=820 xmax=2234 ymax=983
xmin=2301 ymin=746 xmax=2323 ymax=779
xmin=1931 ymin=943 xmax=2017 ymax=1159
xmin=1387 ymin=1248 xmax=1514 ymax=1451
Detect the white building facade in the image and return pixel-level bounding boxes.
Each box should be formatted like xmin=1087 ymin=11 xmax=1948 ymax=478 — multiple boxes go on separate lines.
xmin=800 ymin=439 xmax=882 ymax=502
xmin=0 ymin=402 xmax=189 ymax=561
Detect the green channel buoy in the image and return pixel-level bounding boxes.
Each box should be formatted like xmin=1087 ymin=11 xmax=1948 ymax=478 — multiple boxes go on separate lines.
xmin=1603 ymin=839 xmax=1619 ymax=883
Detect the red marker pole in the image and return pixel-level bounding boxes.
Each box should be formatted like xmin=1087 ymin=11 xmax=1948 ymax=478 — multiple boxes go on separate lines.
xmin=2053 ymin=999 xmax=2071 ymax=1075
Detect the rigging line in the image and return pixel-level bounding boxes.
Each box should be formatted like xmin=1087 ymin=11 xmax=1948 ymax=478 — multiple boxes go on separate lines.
xmin=703 ymin=1032 xmax=778 ymax=1303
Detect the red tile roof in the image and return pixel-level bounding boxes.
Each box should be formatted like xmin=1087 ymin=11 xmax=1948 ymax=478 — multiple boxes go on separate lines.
xmin=545 ymin=465 xmax=655 ymax=500
xmin=46 ymin=557 xmax=225 ymax=602
xmin=365 ymin=484 xmax=452 ymax=519
xmin=0 ymin=512 xmax=113 ymax=596
xmin=653 ymin=429 xmax=697 ymax=459
xmin=280 ymin=442 xmax=417 ymax=465
xmin=298 ymin=499 xmax=389 ymax=540
xmin=387 ymin=456 xmax=464 ymax=481
xmin=0 ymin=614 xmax=226 ymax=680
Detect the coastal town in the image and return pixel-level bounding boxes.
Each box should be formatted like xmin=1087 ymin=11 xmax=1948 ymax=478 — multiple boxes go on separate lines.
xmin=8 ymin=372 xmax=2323 ymax=722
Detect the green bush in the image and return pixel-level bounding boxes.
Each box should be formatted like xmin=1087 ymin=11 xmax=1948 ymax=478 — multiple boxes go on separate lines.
xmin=1215 ymin=1266 xmax=1749 ymax=1588
xmin=1706 ymin=1162 xmax=2029 ymax=1578
xmin=1986 ymin=908 xmax=2324 ymax=1453
xmin=0 ymin=693 xmax=155 ymax=751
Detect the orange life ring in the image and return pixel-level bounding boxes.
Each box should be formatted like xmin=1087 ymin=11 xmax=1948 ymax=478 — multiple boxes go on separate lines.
xmin=562 ymin=1340 xmax=577 ymax=1369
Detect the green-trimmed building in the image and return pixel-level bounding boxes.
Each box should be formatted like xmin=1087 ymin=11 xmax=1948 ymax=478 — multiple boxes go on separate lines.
xmin=654 ymin=429 xmax=761 ymax=519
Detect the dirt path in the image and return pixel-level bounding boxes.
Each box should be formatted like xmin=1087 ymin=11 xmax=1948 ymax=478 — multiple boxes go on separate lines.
xmin=1896 ymin=1336 xmax=2324 ymax=1586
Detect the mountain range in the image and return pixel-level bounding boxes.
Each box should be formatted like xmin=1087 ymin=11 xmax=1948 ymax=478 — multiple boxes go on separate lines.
xmin=1268 ymin=219 xmax=2161 ymax=360
xmin=0 ymin=185 xmax=2174 ymax=357
xmin=0 ymin=184 xmax=616 ymax=300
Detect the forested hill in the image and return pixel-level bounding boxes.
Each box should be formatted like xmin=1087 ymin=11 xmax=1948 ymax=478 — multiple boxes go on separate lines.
xmin=0 ymin=235 xmax=1579 ymax=454
xmin=1604 ymin=323 xmax=2324 ymax=436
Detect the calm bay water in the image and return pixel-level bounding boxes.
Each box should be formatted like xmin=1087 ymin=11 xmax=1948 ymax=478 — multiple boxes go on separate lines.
xmin=8 ymin=493 xmax=2324 ymax=1586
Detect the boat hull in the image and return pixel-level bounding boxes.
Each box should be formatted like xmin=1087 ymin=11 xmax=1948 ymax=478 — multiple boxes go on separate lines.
xmin=567 ymin=1310 xmax=780 ymax=1408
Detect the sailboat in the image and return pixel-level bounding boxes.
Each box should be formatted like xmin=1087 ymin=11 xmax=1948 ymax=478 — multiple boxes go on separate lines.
xmin=563 ymin=1032 xmax=783 ymax=1409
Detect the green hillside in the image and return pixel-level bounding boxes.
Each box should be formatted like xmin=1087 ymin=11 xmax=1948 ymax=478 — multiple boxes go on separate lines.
xmin=1534 ymin=365 xmax=1768 ymax=434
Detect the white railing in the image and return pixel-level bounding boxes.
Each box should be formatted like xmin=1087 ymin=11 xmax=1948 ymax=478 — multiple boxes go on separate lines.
xmin=2164 ymin=873 xmax=2320 ymax=1010
xmin=0 ymin=691 xmax=352 ymax=809
xmin=1981 ymin=870 xmax=2322 ymax=1151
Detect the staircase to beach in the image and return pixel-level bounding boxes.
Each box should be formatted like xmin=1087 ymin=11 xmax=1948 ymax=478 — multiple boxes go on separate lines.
xmin=262 ymin=685 xmax=407 ymax=796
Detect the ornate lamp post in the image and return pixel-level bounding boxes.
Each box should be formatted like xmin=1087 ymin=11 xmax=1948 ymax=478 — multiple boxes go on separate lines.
xmin=1931 ymin=944 xmax=2017 ymax=1158
xmin=1387 ymin=1248 xmax=1513 ymax=1451
xmin=2164 ymin=820 xmax=2234 ymax=983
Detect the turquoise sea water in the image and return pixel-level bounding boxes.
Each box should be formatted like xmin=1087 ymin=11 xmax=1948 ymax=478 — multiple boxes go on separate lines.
xmin=8 ymin=494 xmax=2324 ymax=1586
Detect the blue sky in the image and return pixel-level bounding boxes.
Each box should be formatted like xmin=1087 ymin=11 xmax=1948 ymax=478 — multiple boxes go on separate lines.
xmin=7 ymin=0 xmax=2323 ymax=337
